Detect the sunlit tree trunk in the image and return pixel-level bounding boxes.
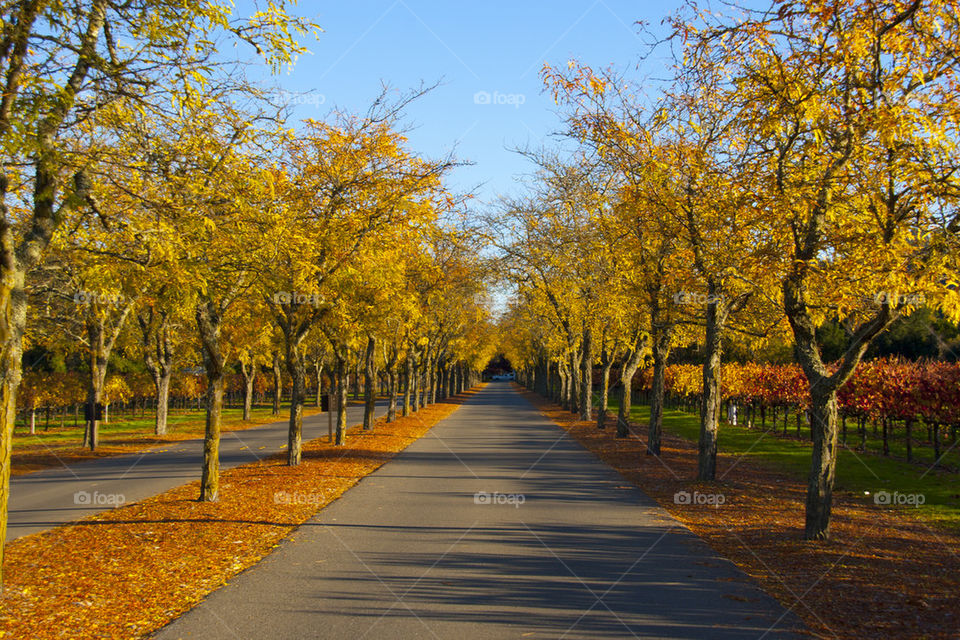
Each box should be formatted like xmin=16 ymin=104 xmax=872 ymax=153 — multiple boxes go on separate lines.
xmin=335 ymin=352 xmax=348 ymax=445
xmin=283 ymin=335 xmax=307 ymax=466
xmin=196 ymin=300 xmax=226 ymax=502
xmin=83 ymin=300 xmax=133 ymax=450
xmin=403 ymin=349 xmax=413 ymax=416
xmin=314 ymin=359 xmax=324 ymax=408
xmin=139 ymin=308 xmax=174 ymax=435
xmin=240 ymin=359 xmax=255 ymax=421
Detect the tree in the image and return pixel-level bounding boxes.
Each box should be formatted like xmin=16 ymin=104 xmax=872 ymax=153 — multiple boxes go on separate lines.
xmin=268 ymin=90 xmax=455 ymax=460
xmin=0 ymin=0 xmax=318 ymax=581
xmin=681 ymin=0 xmax=960 ymax=538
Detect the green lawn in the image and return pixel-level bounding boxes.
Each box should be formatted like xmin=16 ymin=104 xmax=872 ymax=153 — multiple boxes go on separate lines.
xmin=10 ymin=402 xmax=337 ymax=473
xmin=13 ymin=404 xmax=304 ymax=448
xmin=612 ymin=399 xmax=960 ymax=531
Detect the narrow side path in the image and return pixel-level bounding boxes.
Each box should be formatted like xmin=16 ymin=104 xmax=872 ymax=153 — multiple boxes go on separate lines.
xmin=154 ymin=383 xmax=803 ymax=639
xmin=7 ymin=401 xmax=388 ymax=541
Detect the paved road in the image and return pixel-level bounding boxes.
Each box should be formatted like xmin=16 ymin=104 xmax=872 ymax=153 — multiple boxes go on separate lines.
xmin=155 ymin=383 xmax=804 ymax=640
xmin=7 ymin=400 xmax=389 ymax=542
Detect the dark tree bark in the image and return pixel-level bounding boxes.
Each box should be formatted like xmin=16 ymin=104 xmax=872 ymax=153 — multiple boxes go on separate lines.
xmin=647 ymin=303 xmax=673 ymax=456
xmin=353 ymin=354 xmax=362 ymax=401
xmin=617 ymin=333 xmax=649 ymax=438
xmin=597 ymin=345 xmax=613 ymax=430
xmin=271 ymin=351 xmax=282 ymax=416
xmin=697 ymin=288 xmax=729 ymax=479
xmin=567 ymin=347 xmax=580 ymax=414
xmin=384 ymin=343 xmax=399 ymax=422
xmin=363 ymin=335 xmax=377 ymax=430
xmin=334 ymin=347 xmax=348 ymax=445
xmin=579 ymin=326 xmax=593 ymax=421
xmin=536 ymin=355 xmax=549 ymax=396
xmin=784 ymin=273 xmax=893 ymax=539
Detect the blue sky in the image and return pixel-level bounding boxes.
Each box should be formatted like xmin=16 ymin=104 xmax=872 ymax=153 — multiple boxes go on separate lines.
xmin=243 ymin=0 xmax=697 ymax=207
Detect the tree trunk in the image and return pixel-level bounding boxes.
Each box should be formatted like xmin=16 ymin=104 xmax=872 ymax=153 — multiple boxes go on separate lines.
xmin=83 ymin=349 xmax=108 ymax=450
xmin=403 ymin=350 xmax=413 ymax=416
xmin=156 ymin=373 xmax=171 ymax=433
xmin=353 ymin=355 xmax=362 ymax=401
xmin=363 ymin=335 xmax=376 ymax=430
xmin=568 ymin=348 xmax=580 ymax=414
xmin=241 ymin=359 xmax=255 ymax=421
xmin=139 ymin=308 xmax=173 ymax=436
xmin=285 ymin=340 xmax=307 ymax=466
xmin=579 ymin=326 xmax=593 ymax=421
xmin=805 ymin=387 xmax=840 ymax=539
xmin=0 ymin=266 xmax=28 ymax=591
xmin=617 ymin=335 xmax=648 ymax=438
xmin=536 ymin=356 xmax=549 ymax=396
xmin=387 ymin=368 xmax=398 ymax=422
xmin=411 ymin=353 xmax=420 ymax=412
xmin=597 ymin=349 xmax=612 ymax=429
xmin=315 ymin=361 xmax=324 ymax=408
xmin=428 ymin=355 xmax=438 ymax=405
xmin=438 ymin=362 xmax=448 ymax=401
xmin=783 ymin=271 xmax=891 ymax=540
xmin=271 ymin=351 xmax=282 ymax=416
xmin=422 ymin=345 xmax=433 ymax=406
xmin=697 ymin=294 xmax=726 ymax=480
xmin=196 ymin=301 xmax=225 ymax=502
xmin=84 ymin=304 xmax=132 ymax=450
xmin=335 ymin=354 xmax=348 ymax=445
xmin=648 ymin=314 xmax=672 ymax=455
xmin=559 ymin=363 xmax=569 ymax=410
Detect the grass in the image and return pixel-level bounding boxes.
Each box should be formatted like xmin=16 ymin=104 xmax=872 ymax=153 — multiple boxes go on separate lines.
xmin=10 ymin=402 xmax=331 ymax=474
xmin=612 ymin=399 xmax=960 ymax=531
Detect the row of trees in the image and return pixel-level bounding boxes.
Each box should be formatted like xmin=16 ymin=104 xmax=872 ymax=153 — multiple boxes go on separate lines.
xmin=497 ymin=0 xmax=960 ymax=540
xmin=14 ymin=363 xmax=439 ymax=434
xmin=0 ymin=0 xmax=495 ymax=588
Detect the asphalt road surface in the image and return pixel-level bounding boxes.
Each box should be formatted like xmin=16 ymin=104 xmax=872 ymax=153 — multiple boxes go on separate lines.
xmin=154 ymin=383 xmax=804 ymax=640
xmin=7 ymin=400 xmax=388 ymax=542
